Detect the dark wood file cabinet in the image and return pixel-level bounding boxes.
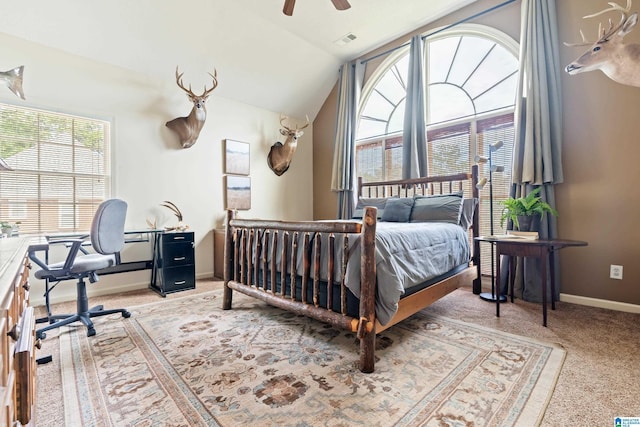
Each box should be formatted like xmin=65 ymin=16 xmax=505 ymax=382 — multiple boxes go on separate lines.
xmin=150 ymin=231 xmax=195 ymax=296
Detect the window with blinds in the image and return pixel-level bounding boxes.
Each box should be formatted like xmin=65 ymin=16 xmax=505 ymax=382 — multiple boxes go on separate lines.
xmin=355 ymin=112 xmax=514 ymax=276
xmin=355 ymin=27 xmax=518 ymax=278
xmin=427 ymin=123 xmax=471 ymax=177
xmin=0 ymin=103 xmax=111 ymax=234
xmin=476 ymin=113 xmax=515 ymax=275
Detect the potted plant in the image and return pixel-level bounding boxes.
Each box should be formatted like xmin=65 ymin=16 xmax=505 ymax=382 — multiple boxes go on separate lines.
xmin=499 ymin=188 xmax=558 ymax=231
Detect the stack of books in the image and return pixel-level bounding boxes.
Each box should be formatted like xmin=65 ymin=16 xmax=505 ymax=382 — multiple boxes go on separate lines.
xmin=505 ymin=231 xmax=539 ymax=239
xmin=486 ymin=231 xmax=539 ymax=240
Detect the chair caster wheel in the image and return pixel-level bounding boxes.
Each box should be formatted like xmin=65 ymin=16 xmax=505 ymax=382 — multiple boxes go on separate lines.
xmin=87 ymin=328 xmax=96 ymax=337
xmin=123 ymin=311 xmax=131 ymax=318
xmin=36 ymin=331 xmax=46 ymax=340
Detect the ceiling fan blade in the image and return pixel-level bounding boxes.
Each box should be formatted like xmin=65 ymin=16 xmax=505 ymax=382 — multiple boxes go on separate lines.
xmin=331 ymin=0 xmax=351 ymax=11
xmin=283 ymin=0 xmax=296 ymax=16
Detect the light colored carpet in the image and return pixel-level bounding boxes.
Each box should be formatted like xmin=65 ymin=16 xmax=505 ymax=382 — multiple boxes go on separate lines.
xmin=39 ymin=283 xmax=564 ymax=426
xmin=34 ymin=280 xmax=640 ymax=426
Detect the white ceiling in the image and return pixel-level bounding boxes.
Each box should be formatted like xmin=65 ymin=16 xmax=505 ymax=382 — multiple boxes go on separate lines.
xmin=0 ymin=0 xmax=476 ymax=119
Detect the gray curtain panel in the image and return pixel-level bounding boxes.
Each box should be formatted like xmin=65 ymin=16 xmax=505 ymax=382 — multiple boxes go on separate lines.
xmin=513 ymin=0 xmax=563 ymax=186
xmin=331 ymin=60 xmax=365 ymax=219
xmin=402 ymin=35 xmax=428 ymax=179
xmin=502 ymin=0 xmax=564 ymax=303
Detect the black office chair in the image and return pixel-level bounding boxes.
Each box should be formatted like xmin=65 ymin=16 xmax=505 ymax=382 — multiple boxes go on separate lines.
xmin=29 ymin=199 xmax=132 ymax=339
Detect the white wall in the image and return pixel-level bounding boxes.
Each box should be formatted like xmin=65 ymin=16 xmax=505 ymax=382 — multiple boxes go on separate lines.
xmin=0 ymin=32 xmax=314 ymax=306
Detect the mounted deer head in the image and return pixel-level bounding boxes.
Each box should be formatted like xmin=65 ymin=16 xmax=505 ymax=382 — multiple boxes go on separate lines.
xmin=0 ymin=65 xmax=25 ymax=100
xmin=267 ymin=114 xmax=309 ymax=176
xmin=166 ymin=66 xmax=218 ymax=148
xmin=565 ymin=0 xmax=640 ymax=87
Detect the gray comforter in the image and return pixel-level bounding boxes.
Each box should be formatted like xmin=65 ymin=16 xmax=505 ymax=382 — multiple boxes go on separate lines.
xmin=343 ymin=222 xmax=470 ymax=325
xmin=262 ymin=221 xmax=470 ymax=325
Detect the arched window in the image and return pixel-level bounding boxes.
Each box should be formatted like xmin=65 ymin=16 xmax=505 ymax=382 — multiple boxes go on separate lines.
xmin=356 ymin=24 xmax=519 ymax=274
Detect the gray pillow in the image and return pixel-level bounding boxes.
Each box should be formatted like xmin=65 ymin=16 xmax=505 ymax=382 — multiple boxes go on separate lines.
xmin=352 ymin=197 xmax=389 ymax=219
xmin=410 ymin=192 xmax=463 ymax=224
xmin=381 ymin=198 xmax=414 ymax=222
xmin=459 ymin=198 xmax=479 ymax=230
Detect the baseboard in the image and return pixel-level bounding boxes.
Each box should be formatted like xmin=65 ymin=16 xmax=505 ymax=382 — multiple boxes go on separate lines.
xmin=559 ymin=293 xmax=640 ymax=314
xmin=480 ymin=280 xmax=640 ymax=314
xmin=197 ymin=271 xmax=215 ymax=280
xmin=31 ymin=281 xmax=150 ymax=308
xmin=31 ymin=272 xmax=217 ymax=308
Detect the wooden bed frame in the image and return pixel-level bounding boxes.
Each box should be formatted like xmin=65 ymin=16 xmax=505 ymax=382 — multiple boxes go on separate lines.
xmin=223 ymin=166 xmax=481 ymax=373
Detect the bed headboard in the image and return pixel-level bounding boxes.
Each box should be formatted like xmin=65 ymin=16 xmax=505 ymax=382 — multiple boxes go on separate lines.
xmin=357 ymin=165 xmax=479 ymax=199
xmin=357 ymin=165 xmax=481 ymax=294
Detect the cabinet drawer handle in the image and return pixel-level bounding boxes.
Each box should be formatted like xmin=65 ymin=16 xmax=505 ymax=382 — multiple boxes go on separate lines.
xmin=174 ymin=256 xmax=186 ymax=261
xmin=23 ymin=281 xmax=31 ymax=292
xmin=174 ymin=280 xmax=186 ymax=285
xmin=173 ymin=236 xmax=185 ymax=240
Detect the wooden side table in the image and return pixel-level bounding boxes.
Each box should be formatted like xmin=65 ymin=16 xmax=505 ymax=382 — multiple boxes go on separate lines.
xmin=475 ymin=237 xmax=587 ymax=327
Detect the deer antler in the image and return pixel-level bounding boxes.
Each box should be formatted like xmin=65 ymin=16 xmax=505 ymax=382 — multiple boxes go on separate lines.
xmin=296 ymin=115 xmax=310 ymax=131
xmin=566 ymin=0 xmax=634 ymax=46
xmin=175 ymin=66 xmax=218 ymax=98
xmin=279 ymin=114 xmax=310 ymax=131
xmin=202 ymin=69 xmax=218 ymax=98
xmin=175 ymin=66 xmax=196 ymax=98
xmin=279 ymin=114 xmax=292 ymax=132
xmin=583 ymin=0 xmax=632 ymax=19
xmin=161 ymin=201 xmax=183 ymax=222
xmin=564 ymin=24 xmax=604 ymax=47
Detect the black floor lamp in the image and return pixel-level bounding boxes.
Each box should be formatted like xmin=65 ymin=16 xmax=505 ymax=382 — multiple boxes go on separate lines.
xmin=475 ymin=141 xmax=507 ymax=303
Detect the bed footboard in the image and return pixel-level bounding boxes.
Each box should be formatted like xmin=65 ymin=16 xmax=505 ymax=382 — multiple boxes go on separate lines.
xmin=223 ymin=167 xmax=480 ymax=373
xmin=223 ymin=207 xmax=378 ymax=372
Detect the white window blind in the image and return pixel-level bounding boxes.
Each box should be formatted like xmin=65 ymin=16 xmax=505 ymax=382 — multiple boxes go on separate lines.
xmin=0 ymin=103 xmax=111 ymax=234
xmin=355 ymin=112 xmax=514 ymax=276
xmin=355 ymin=28 xmax=518 ymax=278
xmin=427 ymin=122 xmax=471 ymax=177
xmin=476 ymin=113 xmax=515 ymax=275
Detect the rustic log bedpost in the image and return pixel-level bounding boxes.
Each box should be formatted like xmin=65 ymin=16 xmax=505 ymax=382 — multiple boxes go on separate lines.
xmin=223 ymin=209 xmax=236 ymax=310
xmin=359 ymin=206 xmax=377 ymax=373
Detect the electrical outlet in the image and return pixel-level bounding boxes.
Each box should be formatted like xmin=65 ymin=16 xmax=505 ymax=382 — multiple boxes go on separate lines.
xmin=610 ymin=265 xmax=623 ymax=280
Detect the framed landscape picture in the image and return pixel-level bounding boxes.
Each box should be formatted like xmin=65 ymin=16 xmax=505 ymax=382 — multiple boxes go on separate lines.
xmin=224 ymin=139 xmax=250 ymax=175
xmin=225 ymin=175 xmax=251 ymax=210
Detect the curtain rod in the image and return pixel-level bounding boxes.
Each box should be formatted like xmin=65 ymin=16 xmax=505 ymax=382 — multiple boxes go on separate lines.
xmin=360 ymin=0 xmax=517 ymax=65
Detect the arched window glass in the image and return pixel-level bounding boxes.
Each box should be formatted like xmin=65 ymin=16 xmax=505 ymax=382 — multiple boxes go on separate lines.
xmin=358 ymin=26 xmax=518 ymax=141
xmin=358 ymin=54 xmax=409 ymax=139
xmin=355 ymin=25 xmax=519 ymax=275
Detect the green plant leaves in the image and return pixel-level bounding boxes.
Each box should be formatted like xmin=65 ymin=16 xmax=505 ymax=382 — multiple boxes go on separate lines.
xmin=499 ymin=188 xmax=558 ymax=229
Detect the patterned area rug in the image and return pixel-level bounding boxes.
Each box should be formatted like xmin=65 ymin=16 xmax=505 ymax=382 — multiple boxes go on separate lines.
xmin=60 ymin=290 xmax=565 ymax=426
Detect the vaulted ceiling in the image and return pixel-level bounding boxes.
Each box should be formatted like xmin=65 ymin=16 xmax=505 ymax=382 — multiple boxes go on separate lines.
xmin=0 ymin=0 xmax=476 ymax=118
